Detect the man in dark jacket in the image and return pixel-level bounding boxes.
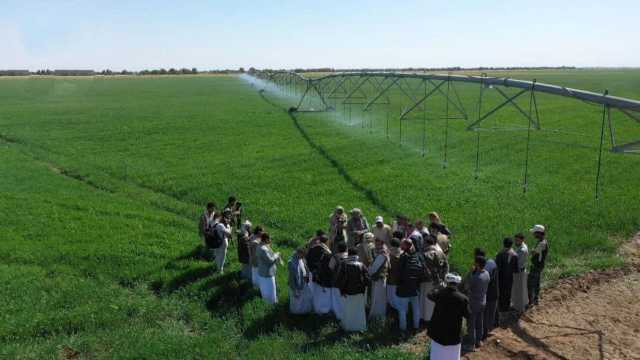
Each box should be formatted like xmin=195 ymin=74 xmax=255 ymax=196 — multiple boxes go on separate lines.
xmin=396 ymin=239 xmax=422 ymax=331
xmin=428 ymin=272 xmax=469 ymax=360
xmin=496 ymin=237 xmax=519 ymax=314
xmin=306 ymin=235 xmax=333 ymax=315
xmin=336 ymin=248 xmax=370 ymax=332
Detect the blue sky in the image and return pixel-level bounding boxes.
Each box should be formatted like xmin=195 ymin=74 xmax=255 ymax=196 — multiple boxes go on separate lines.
xmin=1 ymin=0 xmax=639 ymax=71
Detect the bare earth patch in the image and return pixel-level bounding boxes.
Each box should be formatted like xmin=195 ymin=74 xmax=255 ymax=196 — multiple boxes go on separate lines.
xmin=403 ymin=233 xmax=640 ymax=359
xmin=464 ymin=233 xmax=640 ymax=360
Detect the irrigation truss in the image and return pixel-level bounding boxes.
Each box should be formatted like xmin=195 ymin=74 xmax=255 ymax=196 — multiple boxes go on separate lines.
xmin=251 ymin=70 xmax=640 ymax=197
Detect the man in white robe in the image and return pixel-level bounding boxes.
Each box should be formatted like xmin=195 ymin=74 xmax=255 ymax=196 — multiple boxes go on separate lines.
xmin=256 ymin=233 xmax=280 ymax=305
xmin=368 ymin=238 xmax=389 ymax=319
xmin=511 ymin=233 xmax=529 ymax=312
xmin=213 ymin=217 xmax=232 ymax=273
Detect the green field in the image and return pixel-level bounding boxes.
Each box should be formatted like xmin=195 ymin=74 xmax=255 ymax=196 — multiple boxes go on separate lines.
xmin=1 ymin=70 xmax=639 ymax=359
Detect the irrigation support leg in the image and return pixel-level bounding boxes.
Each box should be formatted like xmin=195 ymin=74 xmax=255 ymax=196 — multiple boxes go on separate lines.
xmin=296 ymin=81 xmax=311 ymax=110
xmin=422 ymin=79 xmax=427 ymax=157
xmin=474 ymin=76 xmax=485 ymax=179
xmin=386 ymin=99 xmax=390 ymax=139
xmin=595 ymin=92 xmax=609 ymax=200
xmin=523 ymin=80 xmax=536 ymax=193
xmin=443 ymin=76 xmax=450 ymax=168
xmin=608 ymin=106 xmax=616 ymax=148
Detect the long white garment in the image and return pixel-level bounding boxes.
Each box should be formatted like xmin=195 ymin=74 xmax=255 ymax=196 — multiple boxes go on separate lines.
xmin=420 ymin=282 xmax=436 ymax=321
xmin=331 ymin=287 xmax=344 ymax=320
xmin=369 ymin=279 xmax=387 ymax=319
xmin=511 ymin=271 xmax=529 ymax=311
xmin=289 ymin=284 xmax=313 ymax=314
xmin=430 ymin=340 xmax=461 ymax=360
xmin=341 ymin=293 xmax=367 ymax=332
xmin=386 ymin=285 xmax=398 ymax=310
xmin=258 ymin=275 xmax=277 ymax=304
xmin=313 ymin=285 xmax=332 ymax=314
xmin=251 ymin=267 xmax=259 ymax=289
xmin=214 ymin=237 xmax=228 ymax=273
xmin=214 ymin=222 xmax=231 ymax=273
xmin=368 ymin=253 xmax=387 ymax=319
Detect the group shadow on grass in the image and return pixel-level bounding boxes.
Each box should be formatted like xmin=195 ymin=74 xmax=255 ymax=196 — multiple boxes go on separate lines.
xmin=154 ymin=244 xmax=471 ymax=354
xmin=154 ymin=245 xmax=418 ymax=353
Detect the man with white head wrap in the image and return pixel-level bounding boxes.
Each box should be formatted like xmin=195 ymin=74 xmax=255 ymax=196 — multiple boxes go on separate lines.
xmin=427 ymin=273 xmax=470 ymax=360
xmin=357 ymin=232 xmax=375 ymax=267
xmin=329 ymin=206 xmax=348 ymax=252
xmin=346 ymin=208 xmax=369 ymax=248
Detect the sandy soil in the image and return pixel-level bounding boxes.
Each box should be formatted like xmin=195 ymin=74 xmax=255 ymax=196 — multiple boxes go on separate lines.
xmin=463 ymin=234 xmax=640 ymax=360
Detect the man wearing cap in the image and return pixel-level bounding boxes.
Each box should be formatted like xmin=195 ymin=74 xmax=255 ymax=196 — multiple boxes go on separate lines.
xmin=427 ymin=273 xmax=470 ymax=360
xmin=511 ymin=233 xmax=529 ymax=312
xmin=528 ymin=225 xmax=549 ymax=306
xmin=372 ymin=216 xmax=393 ymax=247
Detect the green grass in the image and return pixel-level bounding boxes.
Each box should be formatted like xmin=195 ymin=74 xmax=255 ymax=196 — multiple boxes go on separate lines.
xmin=1 ymin=71 xmax=639 ymax=358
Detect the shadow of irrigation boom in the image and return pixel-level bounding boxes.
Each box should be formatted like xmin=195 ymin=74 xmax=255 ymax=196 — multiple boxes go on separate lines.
xmin=258 ymin=90 xmax=397 ymax=215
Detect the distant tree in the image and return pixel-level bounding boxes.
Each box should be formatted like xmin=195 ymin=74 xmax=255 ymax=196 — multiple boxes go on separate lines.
xmin=239 ymin=67 xmax=245 ymax=73
xmin=191 ymin=67 xmax=198 ymax=74
xmin=248 ymin=67 xmax=256 ymax=74
xmin=159 ymin=68 xmax=167 ymax=75
xmin=169 ymin=68 xmax=177 ymax=74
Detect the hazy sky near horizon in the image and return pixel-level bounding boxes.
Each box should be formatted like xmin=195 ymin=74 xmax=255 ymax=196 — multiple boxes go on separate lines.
xmin=1 ymin=0 xmax=639 ymax=71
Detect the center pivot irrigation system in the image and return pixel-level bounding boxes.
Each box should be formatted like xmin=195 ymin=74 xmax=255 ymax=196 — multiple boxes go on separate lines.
xmin=251 ymin=70 xmax=640 ymax=198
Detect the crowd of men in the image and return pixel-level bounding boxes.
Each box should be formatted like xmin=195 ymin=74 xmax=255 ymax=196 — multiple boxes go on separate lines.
xmin=199 ymin=199 xmax=550 ymax=359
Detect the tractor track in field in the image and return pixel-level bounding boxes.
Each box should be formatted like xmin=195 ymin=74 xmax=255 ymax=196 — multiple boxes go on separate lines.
xmin=1 ymin=132 xmax=198 ymax=222
xmin=257 ymin=90 xmax=398 ymax=216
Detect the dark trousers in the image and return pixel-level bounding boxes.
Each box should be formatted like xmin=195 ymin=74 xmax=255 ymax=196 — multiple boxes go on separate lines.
xmin=465 ymin=307 xmax=484 ymax=349
xmin=483 ymin=300 xmax=498 ymax=339
xmin=528 ymin=269 xmax=543 ymax=304
xmin=498 ymin=280 xmax=513 ymax=311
